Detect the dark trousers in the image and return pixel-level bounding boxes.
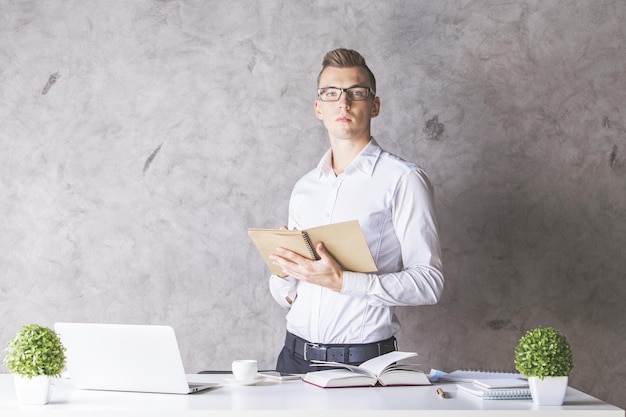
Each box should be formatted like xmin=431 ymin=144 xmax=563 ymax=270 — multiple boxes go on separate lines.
xmin=275 ymin=332 xmax=398 ymax=374
xmin=276 ymin=345 xmax=316 ymax=374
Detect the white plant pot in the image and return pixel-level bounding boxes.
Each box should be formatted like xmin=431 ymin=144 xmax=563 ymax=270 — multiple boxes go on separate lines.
xmin=528 ymin=376 xmax=568 ymax=406
xmin=13 ymin=375 xmax=52 ymax=405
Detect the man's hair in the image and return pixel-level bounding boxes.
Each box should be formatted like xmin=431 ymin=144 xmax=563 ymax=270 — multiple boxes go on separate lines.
xmin=317 ymin=48 xmax=376 ymax=93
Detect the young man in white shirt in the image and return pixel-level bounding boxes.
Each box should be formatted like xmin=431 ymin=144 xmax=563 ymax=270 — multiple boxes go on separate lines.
xmin=269 ymin=48 xmax=444 ymax=373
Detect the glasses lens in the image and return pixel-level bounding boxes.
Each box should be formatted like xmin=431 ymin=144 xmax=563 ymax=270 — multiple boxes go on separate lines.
xmin=346 ymin=87 xmax=370 ymax=101
xmin=318 ymin=87 xmax=341 ymax=101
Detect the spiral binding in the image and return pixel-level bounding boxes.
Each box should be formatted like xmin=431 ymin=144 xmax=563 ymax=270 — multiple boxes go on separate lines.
xmin=482 ymin=389 xmax=531 ymax=400
xmin=302 ymin=231 xmax=320 ymax=260
xmin=459 ymin=368 xmax=518 ymax=374
xmin=457 ymin=384 xmax=532 ymax=400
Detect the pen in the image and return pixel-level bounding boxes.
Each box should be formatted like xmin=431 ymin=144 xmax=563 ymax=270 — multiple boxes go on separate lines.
xmin=437 ymin=388 xmax=448 ymax=399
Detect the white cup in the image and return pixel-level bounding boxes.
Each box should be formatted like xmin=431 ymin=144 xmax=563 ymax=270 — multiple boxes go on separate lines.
xmin=231 ymin=359 xmax=258 ymax=381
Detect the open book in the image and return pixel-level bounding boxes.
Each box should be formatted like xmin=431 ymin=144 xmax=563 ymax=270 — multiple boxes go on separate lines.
xmin=248 ymin=220 xmax=377 ymax=276
xmin=302 ymin=351 xmax=431 ymax=388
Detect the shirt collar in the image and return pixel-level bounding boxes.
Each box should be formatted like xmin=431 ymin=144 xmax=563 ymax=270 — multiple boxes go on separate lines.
xmin=317 ymin=137 xmax=382 ymax=179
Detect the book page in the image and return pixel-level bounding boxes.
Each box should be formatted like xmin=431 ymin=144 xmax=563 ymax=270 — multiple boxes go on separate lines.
xmin=312 ymin=351 xmax=419 ymax=377
xmin=359 ymin=351 xmax=418 ymax=376
xmin=378 ymin=369 xmax=431 ymax=386
xmin=309 ymin=361 xmax=376 ymax=377
xmin=302 ymin=369 xmax=377 ymax=388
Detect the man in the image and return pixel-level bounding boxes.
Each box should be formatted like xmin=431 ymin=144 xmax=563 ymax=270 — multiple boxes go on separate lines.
xmin=269 ymin=48 xmax=444 ymax=373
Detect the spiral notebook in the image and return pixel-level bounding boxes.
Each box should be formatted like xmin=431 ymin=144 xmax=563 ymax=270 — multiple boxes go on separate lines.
xmin=457 ymin=382 xmax=531 ymax=400
xmin=248 ymin=220 xmax=377 ymax=276
xmin=429 ymin=369 xmax=523 ymax=383
xmin=429 ymin=369 xmax=530 ymax=400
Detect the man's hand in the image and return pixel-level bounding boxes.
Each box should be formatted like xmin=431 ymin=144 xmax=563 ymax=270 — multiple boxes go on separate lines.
xmin=269 ymin=242 xmax=344 ymax=292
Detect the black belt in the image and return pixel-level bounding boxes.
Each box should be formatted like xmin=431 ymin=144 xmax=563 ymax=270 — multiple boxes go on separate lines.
xmin=285 ymin=332 xmax=397 ymax=364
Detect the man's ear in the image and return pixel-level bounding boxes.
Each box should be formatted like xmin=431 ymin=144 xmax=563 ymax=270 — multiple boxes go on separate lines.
xmin=314 ymin=99 xmax=323 ymax=120
xmin=371 ymin=96 xmax=381 ymax=118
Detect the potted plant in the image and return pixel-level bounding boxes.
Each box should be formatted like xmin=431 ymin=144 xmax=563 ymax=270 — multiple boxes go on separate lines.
xmin=514 ymin=326 xmax=573 ymax=405
xmin=3 ymin=324 xmax=66 ymax=405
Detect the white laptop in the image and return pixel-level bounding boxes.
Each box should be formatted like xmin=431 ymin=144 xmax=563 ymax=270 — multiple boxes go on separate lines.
xmin=54 ymin=322 xmax=218 ymax=394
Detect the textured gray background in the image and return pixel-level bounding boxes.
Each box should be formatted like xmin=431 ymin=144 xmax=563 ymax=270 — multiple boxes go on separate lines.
xmin=1 ymin=0 xmax=625 ymax=408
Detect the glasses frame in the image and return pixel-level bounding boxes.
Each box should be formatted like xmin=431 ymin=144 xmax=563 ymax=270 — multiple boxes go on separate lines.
xmin=317 ymin=86 xmax=376 ymax=102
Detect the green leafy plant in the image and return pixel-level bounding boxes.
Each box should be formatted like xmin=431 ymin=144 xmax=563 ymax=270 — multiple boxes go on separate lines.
xmin=3 ymin=324 xmax=66 ymax=378
xmin=514 ymin=326 xmax=573 ymax=380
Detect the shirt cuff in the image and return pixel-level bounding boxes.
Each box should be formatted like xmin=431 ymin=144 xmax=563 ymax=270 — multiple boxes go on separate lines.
xmin=340 ymin=271 xmax=369 ymax=297
xmin=269 ymin=274 xmax=297 ymax=308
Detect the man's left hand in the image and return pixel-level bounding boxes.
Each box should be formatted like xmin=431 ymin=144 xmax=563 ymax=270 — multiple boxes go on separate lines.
xmin=269 ymin=242 xmax=344 ymax=292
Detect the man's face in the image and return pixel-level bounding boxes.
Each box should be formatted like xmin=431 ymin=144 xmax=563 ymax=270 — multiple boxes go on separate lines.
xmin=314 ymin=66 xmax=380 ymax=144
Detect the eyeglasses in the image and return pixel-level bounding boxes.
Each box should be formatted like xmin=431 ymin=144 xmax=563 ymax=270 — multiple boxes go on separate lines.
xmin=317 ymin=86 xmax=375 ymax=102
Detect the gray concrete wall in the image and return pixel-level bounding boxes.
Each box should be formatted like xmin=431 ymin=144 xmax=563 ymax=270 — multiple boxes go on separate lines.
xmin=1 ymin=0 xmax=624 ymax=408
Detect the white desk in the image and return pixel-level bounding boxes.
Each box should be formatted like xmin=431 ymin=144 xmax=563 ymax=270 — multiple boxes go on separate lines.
xmin=0 ymin=374 xmax=623 ymax=416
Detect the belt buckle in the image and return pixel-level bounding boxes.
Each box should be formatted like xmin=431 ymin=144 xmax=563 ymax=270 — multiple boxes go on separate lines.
xmin=304 ymin=343 xmax=326 ymax=361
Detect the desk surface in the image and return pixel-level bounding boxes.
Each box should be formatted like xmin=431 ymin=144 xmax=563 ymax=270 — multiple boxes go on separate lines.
xmin=0 ymin=373 xmax=623 ymax=417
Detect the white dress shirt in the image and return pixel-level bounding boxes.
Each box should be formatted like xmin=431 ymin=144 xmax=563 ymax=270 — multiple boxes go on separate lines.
xmin=269 ymin=138 xmax=444 ymax=344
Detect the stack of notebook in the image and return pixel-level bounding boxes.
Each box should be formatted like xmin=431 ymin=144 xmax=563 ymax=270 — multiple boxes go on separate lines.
xmin=456 ymin=378 xmax=531 ymax=400
xmin=429 ymin=369 xmax=530 ymax=400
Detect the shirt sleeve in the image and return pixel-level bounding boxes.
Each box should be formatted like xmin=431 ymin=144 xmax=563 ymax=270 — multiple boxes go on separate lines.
xmin=269 ymin=274 xmax=298 ymax=309
xmin=341 ymin=169 xmax=444 ymax=307
xmin=268 ymin=192 xmax=306 ymax=310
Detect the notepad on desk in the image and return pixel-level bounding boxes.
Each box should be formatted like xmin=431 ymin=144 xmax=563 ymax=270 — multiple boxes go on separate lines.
xmin=302 ymin=351 xmax=431 ymax=388
xmin=248 ymin=220 xmax=377 ymax=276
xmin=457 ymin=382 xmax=531 ymax=400
xmin=429 ymin=368 xmax=524 ymax=383
xmin=471 ymin=379 xmax=529 ymax=389
xmin=430 ymin=369 xmax=530 ymax=400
